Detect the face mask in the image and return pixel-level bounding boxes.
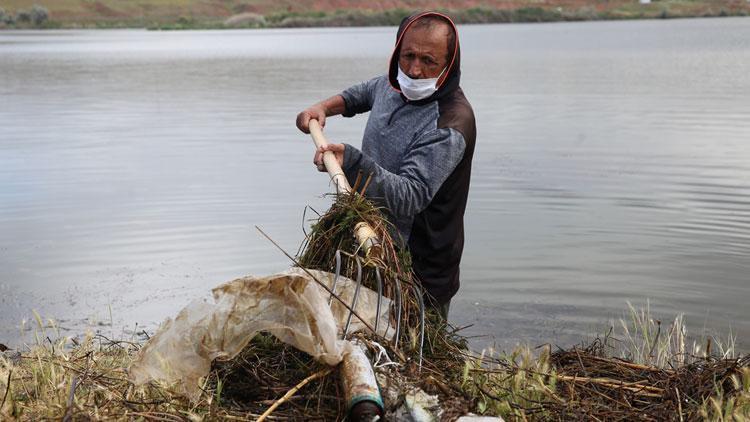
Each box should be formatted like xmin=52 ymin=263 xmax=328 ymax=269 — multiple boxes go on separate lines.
xmin=397 ymin=65 xmax=448 ymax=101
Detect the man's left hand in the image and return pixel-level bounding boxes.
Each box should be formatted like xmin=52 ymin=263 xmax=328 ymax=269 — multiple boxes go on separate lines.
xmin=314 ymin=144 xmax=345 ymax=172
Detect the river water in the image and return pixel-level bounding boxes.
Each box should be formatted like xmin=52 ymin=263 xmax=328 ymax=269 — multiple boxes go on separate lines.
xmin=1 ymin=18 xmax=748 ymax=352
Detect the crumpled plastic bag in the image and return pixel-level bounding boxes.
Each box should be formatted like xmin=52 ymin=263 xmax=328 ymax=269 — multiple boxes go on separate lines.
xmin=128 ymin=267 xmax=392 ymax=400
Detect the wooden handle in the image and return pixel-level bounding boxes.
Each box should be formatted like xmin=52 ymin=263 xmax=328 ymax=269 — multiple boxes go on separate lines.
xmin=309 ymin=119 xmax=351 ymax=194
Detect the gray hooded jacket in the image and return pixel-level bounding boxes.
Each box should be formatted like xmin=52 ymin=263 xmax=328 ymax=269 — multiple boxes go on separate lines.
xmin=340 ymin=12 xmax=476 ymax=304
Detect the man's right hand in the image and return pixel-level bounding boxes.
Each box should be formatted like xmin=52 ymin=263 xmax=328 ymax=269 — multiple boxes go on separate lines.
xmin=296 ymin=105 xmax=327 ymax=134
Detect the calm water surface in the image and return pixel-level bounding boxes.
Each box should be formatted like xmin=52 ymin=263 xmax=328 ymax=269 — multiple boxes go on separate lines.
xmin=1 ymin=18 xmax=749 ymax=351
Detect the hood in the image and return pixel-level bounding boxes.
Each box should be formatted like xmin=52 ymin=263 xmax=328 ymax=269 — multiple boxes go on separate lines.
xmin=388 ymin=11 xmax=461 ymax=105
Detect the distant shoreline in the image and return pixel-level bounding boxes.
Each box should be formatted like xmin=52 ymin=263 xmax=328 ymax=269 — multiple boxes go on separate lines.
xmin=1 ymin=4 xmax=749 ymax=31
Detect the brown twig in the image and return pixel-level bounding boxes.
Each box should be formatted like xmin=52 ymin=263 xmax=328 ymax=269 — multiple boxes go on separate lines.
xmin=360 ymin=173 xmax=373 ymax=195
xmin=555 ymin=375 xmax=664 ymax=397
xmin=257 ymin=368 xmax=332 ymax=422
xmin=583 ymin=355 xmax=668 ymax=373
xmin=352 ymin=171 xmax=363 ymax=193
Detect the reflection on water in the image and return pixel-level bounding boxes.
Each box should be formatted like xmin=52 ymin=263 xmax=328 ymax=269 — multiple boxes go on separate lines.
xmin=1 ymin=19 xmax=749 ymax=351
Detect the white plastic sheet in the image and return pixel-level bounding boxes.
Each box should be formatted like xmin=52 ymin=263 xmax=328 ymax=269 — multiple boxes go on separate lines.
xmin=128 ymin=268 xmax=392 ymax=400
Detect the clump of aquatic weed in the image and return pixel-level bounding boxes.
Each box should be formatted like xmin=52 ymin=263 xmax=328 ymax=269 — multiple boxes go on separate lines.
xmin=297 ymin=175 xmax=430 ymax=359
xmin=296 ymin=182 xmax=478 ymax=415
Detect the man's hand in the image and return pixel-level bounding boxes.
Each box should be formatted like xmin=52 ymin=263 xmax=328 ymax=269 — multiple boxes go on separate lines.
xmin=296 ymin=105 xmax=327 ymax=134
xmin=296 ymin=95 xmax=347 ymax=134
xmin=313 ymin=144 xmax=345 ymax=172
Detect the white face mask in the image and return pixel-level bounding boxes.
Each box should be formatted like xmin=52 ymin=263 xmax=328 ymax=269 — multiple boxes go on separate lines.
xmin=397 ymin=65 xmax=448 ymax=101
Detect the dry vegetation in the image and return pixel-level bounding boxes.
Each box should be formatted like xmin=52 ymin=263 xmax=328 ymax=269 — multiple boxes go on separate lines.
xmin=1 ymin=306 xmax=748 ymax=420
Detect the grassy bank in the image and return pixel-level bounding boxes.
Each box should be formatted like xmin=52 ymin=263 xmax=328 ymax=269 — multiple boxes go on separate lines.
xmin=1 ymin=303 xmax=747 ymax=420
xmin=1 ymin=1 xmax=749 ymax=30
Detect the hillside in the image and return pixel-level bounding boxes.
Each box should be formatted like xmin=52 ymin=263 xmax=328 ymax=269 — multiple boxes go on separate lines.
xmin=1 ymin=0 xmax=748 ymax=28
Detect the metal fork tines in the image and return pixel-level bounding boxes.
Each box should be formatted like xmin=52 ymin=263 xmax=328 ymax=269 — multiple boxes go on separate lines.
xmin=328 ymin=249 xmax=342 ymax=306
xmin=343 ymin=256 xmax=363 ymax=338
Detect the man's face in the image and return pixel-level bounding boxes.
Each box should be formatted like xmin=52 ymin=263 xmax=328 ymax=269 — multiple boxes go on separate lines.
xmin=398 ymin=23 xmax=450 ymax=79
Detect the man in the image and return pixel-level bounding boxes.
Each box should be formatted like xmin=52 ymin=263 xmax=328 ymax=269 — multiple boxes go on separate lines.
xmin=296 ymin=12 xmax=476 ymax=319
